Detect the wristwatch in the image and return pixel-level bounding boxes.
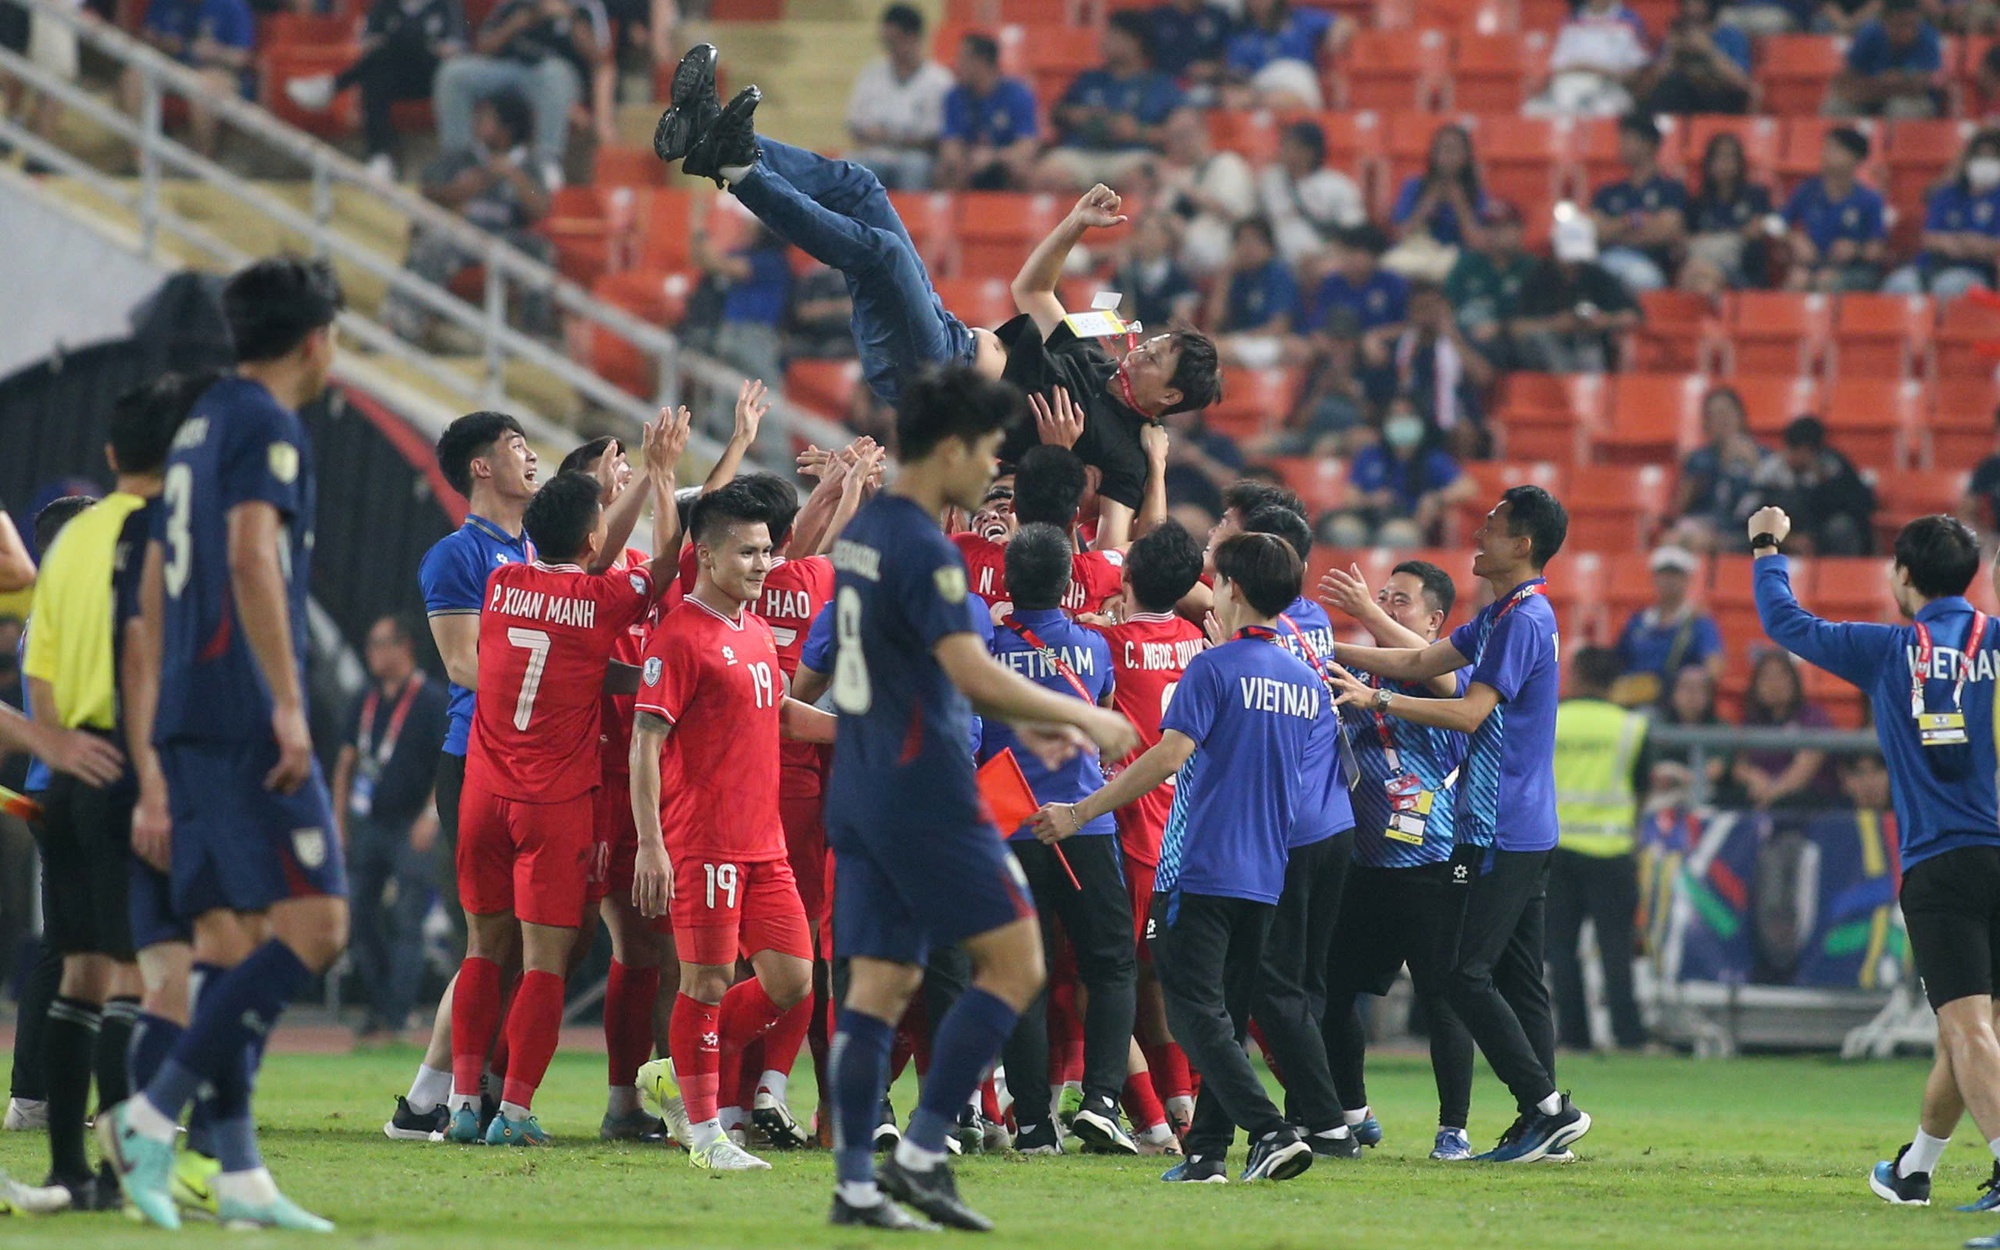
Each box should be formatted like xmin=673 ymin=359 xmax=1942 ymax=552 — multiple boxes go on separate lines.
xmin=1750 ymin=533 xmax=1781 ymax=553
xmin=1372 ymin=687 xmax=1395 ymax=713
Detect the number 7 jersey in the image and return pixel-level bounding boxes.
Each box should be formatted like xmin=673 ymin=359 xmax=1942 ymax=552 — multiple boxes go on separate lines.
xmin=466 ymin=559 xmax=656 ymax=804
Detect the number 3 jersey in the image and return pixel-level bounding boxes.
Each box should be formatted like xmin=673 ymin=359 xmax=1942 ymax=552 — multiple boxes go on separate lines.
xmin=466 ymin=560 xmax=655 ymax=805
xmin=635 ymin=596 xmax=786 ymax=863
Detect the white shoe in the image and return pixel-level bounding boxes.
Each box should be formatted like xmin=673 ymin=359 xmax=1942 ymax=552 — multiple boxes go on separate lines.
xmin=3 ymin=1099 xmax=47 ymax=1131
xmin=691 ymin=1136 xmax=770 ymax=1172
xmin=0 ymin=1170 xmax=70 ymax=1215
xmin=284 ymin=73 xmax=336 ymax=111
xmin=365 ymin=153 xmax=396 ymax=183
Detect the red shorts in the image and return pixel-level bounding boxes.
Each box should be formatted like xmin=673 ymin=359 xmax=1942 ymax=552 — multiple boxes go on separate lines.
xmin=457 ymin=785 xmax=595 ymax=929
xmin=780 ymin=781 xmax=828 ymax=941
xmin=1126 ymin=858 xmax=1157 ymax=957
xmin=586 ymin=773 xmax=632 ymax=908
xmin=671 ymin=855 xmax=812 ymax=966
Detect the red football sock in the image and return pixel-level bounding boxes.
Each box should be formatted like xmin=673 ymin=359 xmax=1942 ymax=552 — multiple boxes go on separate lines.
xmin=980 ymin=1077 xmax=1002 ymax=1123
xmin=451 ymin=957 xmax=503 ymax=1098
xmin=734 ymin=1037 xmax=765 ymax=1112
xmin=1248 ymin=1020 xmax=1283 ymax=1084
xmin=498 ymin=970 xmax=565 ymax=1111
xmin=604 ymin=961 xmax=661 ymax=1088
xmin=1142 ymin=1041 xmax=1193 ymax=1102
xmin=1048 ymin=976 xmax=1083 ymax=1084
xmin=670 ymin=994 xmax=722 ymax=1124
xmin=1123 ymin=1073 xmax=1167 ymax=1132
xmin=760 ymin=999 xmax=812 ymax=1088
xmin=716 ymin=980 xmax=788 ymax=1113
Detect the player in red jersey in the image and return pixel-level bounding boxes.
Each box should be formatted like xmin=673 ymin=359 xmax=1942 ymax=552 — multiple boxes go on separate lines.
xmin=446 ymin=415 xmax=686 ymax=1147
xmin=1082 ymin=518 xmax=1209 ymax=1133
xmin=555 ymin=432 xmax=684 ymax=1140
xmin=630 ymin=479 xmax=835 ymax=1172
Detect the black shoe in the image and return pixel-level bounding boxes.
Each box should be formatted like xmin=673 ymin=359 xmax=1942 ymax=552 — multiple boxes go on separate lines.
xmin=1012 ymin=1119 xmax=1063 ymax=1156
xmin=652 ymin=43 xmax=720 ymax=163
xmin=44 ymin=1171 xmax=100 ymax=1212
xmin=385 ymin=1095 xmax=450 ymax=1141
xmin=1309 ymin=1127 xmax=1361 ymax=1159
xmin=829 ymin=1193 xmax=939 ymax=1231
xmin=1068 ymin=1098 xmax=1139 ymax=1155
xmin=1241 ymin=1129 xmax=1313 ymax=1182
xmin=681 ymin=85 xmax=762 ymax=187
xmin=1871 ymin=1143 xmax=1934 ymax=1206
xmin=879 ymin=1156 xmax=994 ymax=1232
xmin=478 ymin=1090 xmax=501 ymax=1136
xmin=90 ymin=1162 xmax=125 ymax=1211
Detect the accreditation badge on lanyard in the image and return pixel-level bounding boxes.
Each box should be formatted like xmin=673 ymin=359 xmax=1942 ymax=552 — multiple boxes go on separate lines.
xmin=1275 ymin=613 xmax=1361 ymax=791
xmin=1912 ymin=611 xmax=1987 ymax=748
xmin=350 ymin=674 xmax=425 ymax=818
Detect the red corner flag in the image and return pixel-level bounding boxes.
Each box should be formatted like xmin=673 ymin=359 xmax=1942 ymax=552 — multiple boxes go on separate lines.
xmin=976 ymin=748 xmax=1081 ymax=889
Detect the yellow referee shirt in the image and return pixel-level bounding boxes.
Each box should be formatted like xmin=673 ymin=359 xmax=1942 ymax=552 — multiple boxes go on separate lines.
xmin=22 ymin=492 xmax=146 ymax=732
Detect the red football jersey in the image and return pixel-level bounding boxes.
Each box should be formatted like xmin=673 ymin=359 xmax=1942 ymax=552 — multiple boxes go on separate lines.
xmin=949 ymin=532 xmax=1124 ymax=614
xmin=635 ymin=596 xmax=786 ymax=863
xmin=1089 ymin=611 xmax=1206 ymax=866
xmin=752 ymin=555 xmax=834 ymax=681
xmin=600 ymin=547 xmax=652 ymax=778
xmin=467 ymin=561 xmax=656 ymax=804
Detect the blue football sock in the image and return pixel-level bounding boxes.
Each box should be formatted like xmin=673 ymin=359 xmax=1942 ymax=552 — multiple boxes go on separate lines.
xmin=908 ymin=987 xmax=1016 ymax=1155
xmin=127 ymin=1011 xmax=183 ymax=1092
xmin=829 ymin=1009 xmax=894 ymax=1187
xmin=145 ymin=941 xmax=307 ymax=1121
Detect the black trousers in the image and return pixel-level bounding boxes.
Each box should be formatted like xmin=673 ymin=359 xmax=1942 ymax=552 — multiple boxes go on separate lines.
xmin=1546 ymin=849 xmax=1645 ymax=1051
xmin=1446 ymin=848 xmax=1558 ymax=1114
xmin=1155 ymin=891 xmax=1287 ymax=1159
xmin=432 ymin=751 xmax=468 ymax=953
xmin=1257 ymin=831 xmax=1349 ymax=1133
xmin=1001 ymin=836 xmax=1135 ymax=1125
xmin=335 ymin=23 xmax=441 ymax=158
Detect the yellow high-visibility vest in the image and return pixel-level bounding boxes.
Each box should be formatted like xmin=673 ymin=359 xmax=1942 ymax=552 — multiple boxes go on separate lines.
xmin=1554 ymin=697 xmax=1647 ymax=858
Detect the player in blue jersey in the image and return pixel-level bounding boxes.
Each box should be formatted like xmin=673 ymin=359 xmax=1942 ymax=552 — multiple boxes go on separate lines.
xmin=1325 ymin=485 xmax=1590 ymax=1165
xmin=1317 ymin=557 xmax=1478 ymax=1161
xmin=982 ymin=523 xmax=1142 ymax=1158
xmin=821 ymin=366 xmax=1137 ymax=1232
xmin=99 ymin=258 xmax=349 ymax=1231
xmin=1736 ymin=512 xmax=2000 ymax=1215
xmin=1037 ymin=531 xmax=1327 ymax=1185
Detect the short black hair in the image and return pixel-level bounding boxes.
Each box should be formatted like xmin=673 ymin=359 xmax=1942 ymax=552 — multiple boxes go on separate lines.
xmin=1126 ymin=518 xmax=1204 ymax=612
xmin=1894 ymin=514 xmax=1980 ymax=600
xmin=1107 ymin=9 xmax=1154 ymax=58
xmin=1500 ymin=484 xmax=1568 ymax=570
xmin=1571 ymin=645 xmax=1623 ymax=695
xmin=1828 ymin=125 xmax=1870 ymax=162
xmin=736 ymin=471 xmax=801 ymax=548
xmin=1283 ymin=119 xmax=1326 ymax=165
xmin=1164 ymin=325 xmax=1222 ymax=416
xmin=480 ymin=88 xmax=533 ymax=149
xmin=1223 ymin=479 xmax=1306 ymax=523
xmin=895 ymin=365 xmax=1025 ymax=462
xmin=1783 ymin=415 xmax=1827 ymax=449
xmin=521 ymin=470 xmax=602 ymax=563
xmin=436 ymin=410 xmax=526 ymax=498
xmin=960 ymin=31 xmax=999 ymax=64
xmin=1013 ymin=445 xmax=1086 ymax=528
xmin=1242 ymin=503 xmax=1311 ymax=562
xmin=225 ymin=257 xmax=343 ymax=363
xmin=1214 ymin=532 xmax=1302 ymax=618
xmin=1005 ymin=523 xmax=1072 ymax=611
xmin=1618 ymin=110 xmax=1661 ymax=147
xmin=1393 ymin=558 xmax=1457 ymax=619
xmin=881 ymin=2 xmax=923 ymax=33
xmin=109 ymin=371 xmax=212 ymax=476
xmin=34 ymin=494 xmax=97 ymax=557
xmin=689 ymin=477 xmax=776 ymax=548
xmin=1883 ymin=0 xmax=1920 ymax=14
xmin=558 ymin=435 xmax=617 ymax=479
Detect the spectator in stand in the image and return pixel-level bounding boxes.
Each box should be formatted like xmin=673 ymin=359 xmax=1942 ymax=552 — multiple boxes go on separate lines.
xmin=433 ymin=0 xmax=607 ymax=187
xmin=1647 ymin=663 xmax=1727 ymax=806
xmin=1446 ymin=200 xmax=1536 ymax=369
xmin=1680 ymin=131 xmax=1777 ymax=296
xmin=1673 ymin=384 xmax=1773 ymax=548
xmin=1220 ymin=0 xmax=1350 ymax=111
xmin=1591 ymin=112 xmax=1689 ymax=296
xmin=1308 ymin=224 xmax=1410 ymax=405
xmin=1613 ymin=545 xmax=1726 ymax=708
xmin=1749 ymin=415 xmax=1878 ymax=555
xmin=1208 ymin=217 xmax=1297 ymax=362
xmin=934 ymin=32 xmax=1038 ymax=191
xmin=1513 ymin=210 xmax=1641 ymax=373
xmin=1384 ymin=281 xmax=1492 ymax=458
xmin=1385 ymin=123 xmax=1490 ymax=283
xmin=1036 ymin=11 xmax=1184 ymax=192
xmin=121 ymin=0 xmax=253 ymax=158
xmin=1150 ymin=106 xmax=1256 ymax=277
xmin=1781 ymin=126 xmax=1887 ymax=291
xmin=1731 ymin=649 xmax=1841 ymax=810
xmin=1256 ymin=119 xmax=1366 ymax=270
xmin=1977 ymin=42 xmax=2000 ymax=118
xmin=1280 ymin=308 xmax=1369 ymax=455
xmin=286 ymin=0 xmax=467 ymax=182
xmin=1714 ymin=0 xmax=1814 ymax=35
xmin=381 ymin=90 xmax=552 ymax=344
xmin=1530 ymin=0 xmax=1651 ymax=117
xmin=1636 ymin=0 xmax=1753 ymax=114
xmin=694 ymin=223 xmax=790 ymax=449
xmin=844 ymin=3 xmax=954 ymax=191
xmin=1323 ymin=398 xmax=1473 ymax=547
xmin=1114 ymin=213 xmax=1201 ymax=330
xmin=1839 ymin=750 xmax=1890 ymax=812
xmin=1161 ymin=405 xmax=1245 ymax=519
xmin=1959 ymin=406 xmax=2000 ymax=529
xmin=1829 ymin=0 xmax=1945 ymax=118
xmin=1885 ymin=128 xmax=2000 ymax=300
xmin=1813 ymin=0 xmax=1882 ymax=35
xmin=1149 ymin=0 xmax=1233 ymax=98
xmin=783 ymin=259 xmax=856 ymax=361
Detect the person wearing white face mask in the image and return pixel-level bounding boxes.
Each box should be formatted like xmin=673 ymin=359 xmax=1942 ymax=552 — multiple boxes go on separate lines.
xmin=1323 ymin=399 xmax=1477 ymax=550
xmin=1885 ymin=130 xmax=2000 ymax=302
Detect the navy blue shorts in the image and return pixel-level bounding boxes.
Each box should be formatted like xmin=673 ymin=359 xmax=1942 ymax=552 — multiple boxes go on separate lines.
xmin=159 ymin=738 xmax=347 ymax=919
xmin=127 ymin=854 xmax=187 ymax=951
xmin=830 ymin=817 xmax=1035 ymax=966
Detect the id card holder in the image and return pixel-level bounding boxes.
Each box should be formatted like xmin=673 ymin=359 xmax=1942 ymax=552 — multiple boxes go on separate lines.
xmin=1384 ymin=775 xmax=1430 ymax=845
xmin=1062 ymin=292 xmax=1141 ymax=341
xmin=1919 ymin=711 xmax=1970 ymax=746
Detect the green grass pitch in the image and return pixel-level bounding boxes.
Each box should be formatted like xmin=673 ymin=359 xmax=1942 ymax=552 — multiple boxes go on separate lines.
xmin=0 ymin=1047 xmax=1986 ymax=1248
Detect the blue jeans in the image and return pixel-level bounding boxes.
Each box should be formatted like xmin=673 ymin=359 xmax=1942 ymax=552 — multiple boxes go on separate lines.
xmin=346 ymin=812 xmax=434 ymax=1031
xmin=433 ymin=54 xmax=580 ymax=171
xmin=731 ymin=138 xmax=975 ymax=404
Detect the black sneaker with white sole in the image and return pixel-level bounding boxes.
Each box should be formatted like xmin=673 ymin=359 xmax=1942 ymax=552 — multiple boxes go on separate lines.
xmin=873 ymin=1098 xmax=901 ymax=1152
xmin=652 ymin=43 xmax=720 ymax=163
xmin=1068 ymin=1101 xmax=1139 ymax=1155
xmin=1870 ymin=1143 xmax=1933 ymax=1206
xmin=1241 ymin=1129 xmax=1314 ymax=1182
xmin=1309 ymin=1127 xmax=1361 ymax=1159
xmin=879 ymin=1156 xmax=993 ymax=1232
xmin=681 ymin=86 xmax=762 ymax=187
xmin=752 ymin=1093 xmax=811 ymax=1150
xmin=829 ymin=1194 xmax=939 ymax=1231
xmin=385 ymin=1095 xmax=449 ymax=1141
xmin=1161 ymin=1154 xmax=1229 ymax=1183
xmin=1012 ymin=1119 xmax=1063 ymax=1156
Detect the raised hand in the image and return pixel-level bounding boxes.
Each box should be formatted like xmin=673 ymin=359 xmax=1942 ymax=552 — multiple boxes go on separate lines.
xmin=732 ymin=378 xmax=769 ymax=448
xmin=1747 ymin=506 xmax=1791 ymax=547
xmin=1031 ymin=387 xmax=1084 ymax=449
xmin=1319 ymin=563 xmax=1375 ymax=620
xmin=653 ymin=405 xmax=692 ymax=471
xmin=1073 ymin=183 xmax=1127 ymax=230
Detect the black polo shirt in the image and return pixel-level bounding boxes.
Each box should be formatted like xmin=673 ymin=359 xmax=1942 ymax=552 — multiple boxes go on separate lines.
xmin=995 ymin=314 xmax=1152 ymax=511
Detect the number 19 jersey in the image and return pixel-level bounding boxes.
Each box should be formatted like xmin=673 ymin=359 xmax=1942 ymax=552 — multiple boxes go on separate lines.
xmin=466 ymin=560 xmax=655 ymax=804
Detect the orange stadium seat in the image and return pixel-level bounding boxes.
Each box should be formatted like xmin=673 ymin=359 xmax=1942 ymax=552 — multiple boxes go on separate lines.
xmin=1204 ymin=366 xmax=1298 ymax=440
xmin=1729 ymin=373 xmax=1820 ymax=438
xmin=1933 ymin=378 xmax=2000 ymax=467
xmin=593 ymin=145 xmax=663 ymax=188
xmin=1777 ymin=118 xmax=1884 ymax=194
xmin=1267 ymin=455 xmax=1350 ymax=517
xmin=1318 ymin=110 xmax=1387 ymax=194
xmin=784 ymin=358 xmax=862 ymax=419
xmin=1936 ymin=296 xmax=2000 ymax=379
xmin=1874 ymin=468 xmax=1972 ymax=550
xmin=538 ymin=187 xmax=617 ymax=286
xmin=1833 ymin=292 xmax=1933 ymax=380
xmin=931 ymin=21 xmax=1027 ymax=73
xmin=1025 ymin=38 xmax=1101 ymax=107
xmin=1563 ymin=464 xmax=1670 ymax=551
xmin=1340 ymin=28 xmax=1450 ymax=112
xmin=1206 ymin=109 xmax=1289 ymax=167
xmin=1452 ymin=459 xmax=1564 ymax=540
xmin=1599 ymin=372 xmax=1706 ymax=465
xmin=590 ymin=270 xmax=695 ymax=396
xmin=887 ymin=190 xmax=957 ymax=275
xmin=1450 ymin=32 xmax=1549 ymax=114
xmin=1885 ymin=118 xmax=1972 ymax=216
xmin=1810 ymin=556 xmax=1900 ymax=623
xmin=1823 ymin=377 xmax=1924 ymax=468
xmin=954 ymin=192 xmax=1060 ymax=278
xmin=260 ymin=44 xmax=359 ymax=137
xmin=1708 ymin=552 xmax=1782 ymax=650
xmin=1631 ymin=290 xmax=1720 ymax=372
xmin=632 ymin=188 xmax=698 ymax=271
xmin=1725 ymin=291 xmax=1831 ymax=377
xmin=1477 ymin=114 xmax=1570 ymax=209
xmin=1494 ymin=372 xmax=1606 ymax=463
xmin=930 ymin=276 xmax=1016 ymax=330
xmin=1568 ymin=116 xmax=1625 ymax=199
xmin=1755 ymin=35 xmax=1846 ymax=117
xmin=1548 ymin=549 xmax=1609 ymax=644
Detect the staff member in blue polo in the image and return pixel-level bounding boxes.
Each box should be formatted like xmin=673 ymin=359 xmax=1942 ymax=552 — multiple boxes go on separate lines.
xmin=1747 ymin=508 xmax=2000 ymax=1217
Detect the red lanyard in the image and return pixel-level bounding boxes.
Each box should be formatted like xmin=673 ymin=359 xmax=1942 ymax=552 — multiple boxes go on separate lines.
xmin=1912 ymin=611 xmax=1989 ymax=720
xmin=1005 ymin=617 xmax=1093 ymax=704
xmin=1491 ymin=579 xmax=1547 ymax=623
xmin=357 ymin=673 xmax=424 ymax=765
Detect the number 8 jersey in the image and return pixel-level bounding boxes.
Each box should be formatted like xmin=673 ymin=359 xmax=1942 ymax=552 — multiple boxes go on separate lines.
xmin=466 ymin=559 xmax=655 ymax=804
